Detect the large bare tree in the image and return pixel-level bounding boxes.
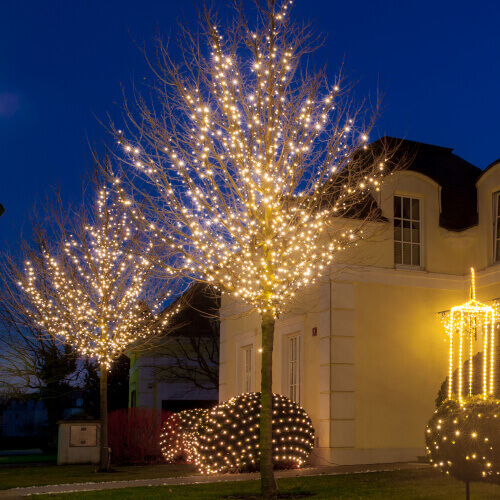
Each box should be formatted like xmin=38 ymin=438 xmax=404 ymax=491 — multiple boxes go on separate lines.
xmin=6 ymin=180 xmax=174 ymax=471
xmin=113 ymin=0 xmax=400 ymax=494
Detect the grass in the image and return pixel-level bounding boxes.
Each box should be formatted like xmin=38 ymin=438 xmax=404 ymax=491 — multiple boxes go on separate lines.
xmin=0 ymin=453 xmax=56 ymax=465
xmin=0 ymin=462 xmax=198 ymax=490
xmin=34 ymin=468 xmax=500 ymax=499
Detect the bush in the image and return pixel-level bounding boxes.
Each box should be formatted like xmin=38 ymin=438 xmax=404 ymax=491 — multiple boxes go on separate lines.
xmin=435 ymin=348 xmax=500 ymax=407
xmin=160 ymin=408 xmax=207 ymax=464
xmin=426 ymin=398 xmax=500 ymax=484
xmin=160 ymin=393 xmax=315 ymax=474
xmin=199 ymin=393 xmax=314 ymax=474
xmin=108 ymin=408 xmax=171 ymax=464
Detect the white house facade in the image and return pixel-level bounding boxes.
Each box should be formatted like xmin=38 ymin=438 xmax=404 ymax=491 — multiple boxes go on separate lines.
xmin=219 ymin=138 xmax=500 ymax=465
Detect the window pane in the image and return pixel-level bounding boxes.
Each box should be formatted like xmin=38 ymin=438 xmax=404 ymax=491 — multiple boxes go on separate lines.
xmin=403 ymin=243 xmax=411 ymax=265
xmin=412 ymin=222 xmax=420 ymax=243
xmin=403 ymin=220 xmax=411 ymax=242
xmin=412 ymin=245 xmax=420 ymax=266
xmin=394 ymin=196 xmax=401 ymax=218
xmin=394 ymin=242 xmax=402 ymax=264
xmin=497 ymin=194 xmax=500 ymax=216
xmin=402 ymin=197 xmax=411 ymax=219
xmin=496 ymin=240 xmax=500 ymax=263
xmin=394 ymin=225 xmax=402 ymax=241
xmin=412 ymin=198 xmax=420 ymax=221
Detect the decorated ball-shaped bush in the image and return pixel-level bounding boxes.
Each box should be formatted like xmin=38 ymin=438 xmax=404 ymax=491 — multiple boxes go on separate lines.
xmin=426 ymin=398 xmax=500 ymax=483
xmin=160 ymin=408 xmax=207 ymax=465
xmin=197 ymin=392 xmax=315 ymax=474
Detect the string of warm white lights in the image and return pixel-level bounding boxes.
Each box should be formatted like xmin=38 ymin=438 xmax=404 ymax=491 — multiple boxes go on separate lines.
xmin=426 ymin=399 xmax=500 ymax=481
xmin=113 ymin=0 xmax=391 ymax=316
xmin=19 ymin=188 xmax=175 ymax=368
xmin=441 ymin=268 xmax=498 ymax=402
xmin=160 ymin=408 xmax=206 ymax=465
xmin=160 ymin=392 xmax=314 ymax=474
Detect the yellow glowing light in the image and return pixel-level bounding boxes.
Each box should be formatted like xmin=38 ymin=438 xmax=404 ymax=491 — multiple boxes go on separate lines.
xmin=442 ymin=268 xmax=498 ymax=403
xmin=19 ymin=188 xmax=176 ymax=368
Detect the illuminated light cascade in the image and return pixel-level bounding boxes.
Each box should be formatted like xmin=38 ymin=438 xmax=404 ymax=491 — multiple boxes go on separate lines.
xmin=442 ymin=268 xmax=498 ymax=403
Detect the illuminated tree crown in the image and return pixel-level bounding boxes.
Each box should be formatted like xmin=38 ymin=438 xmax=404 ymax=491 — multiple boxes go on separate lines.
xmin=19 ymin=187 xmax=173 ymax=368
xmin=115 ymin=0 xmax=392 ymax=315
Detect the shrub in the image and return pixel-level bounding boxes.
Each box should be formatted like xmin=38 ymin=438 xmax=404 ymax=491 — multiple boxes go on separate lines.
xmin=160 ymin=408 xmax=208 ymax=464
xmin=108 ymin=408 xmax=171 ymax=464
xmin=426 ymin=398 xmax=500 ymax=484
xmin=197 ymin=392 xmax=314 ymax=474
xmin=435 ymin=348 xmax=500 ymax=407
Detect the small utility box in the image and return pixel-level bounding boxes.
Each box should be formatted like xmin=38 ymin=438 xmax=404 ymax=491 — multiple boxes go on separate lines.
xmin=57 ymin=420 xmax=100 ymax=465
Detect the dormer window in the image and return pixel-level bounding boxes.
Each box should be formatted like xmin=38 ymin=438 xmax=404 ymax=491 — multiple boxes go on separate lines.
xmin=394 ymin=195 xmax=421 ymax=267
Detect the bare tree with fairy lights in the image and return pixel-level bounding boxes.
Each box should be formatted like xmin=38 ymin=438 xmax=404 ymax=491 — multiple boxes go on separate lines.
xmin=113 ymin=0 xmax=402 ymax=494
xmin=6 ymin=180 xmax=175 ymax=471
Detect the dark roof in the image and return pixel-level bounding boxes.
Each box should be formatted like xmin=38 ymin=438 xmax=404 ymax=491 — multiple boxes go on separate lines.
xmin=371 ymin=137 xmax=481 ymax=231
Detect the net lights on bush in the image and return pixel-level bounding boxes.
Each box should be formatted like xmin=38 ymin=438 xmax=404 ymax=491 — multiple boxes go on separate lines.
xmin=426 ymin=399 xmax=500 ymax=482
xmin=160 ymin=408 xmax=206 ymax=466
xmin=160 ymin=393 xmax=314 ymax=474
xmin=441 ymin=268 xmax=498 ymax=403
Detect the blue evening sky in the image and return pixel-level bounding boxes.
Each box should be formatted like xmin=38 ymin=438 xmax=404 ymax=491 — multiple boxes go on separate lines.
xmin=1 ymin=0 xmax=499 ymax=250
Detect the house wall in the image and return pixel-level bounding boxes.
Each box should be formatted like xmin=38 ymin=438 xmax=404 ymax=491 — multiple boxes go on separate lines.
xmin=129 ymin=353 xmax=218 ymax=411
xmin=220 ymin=157 xmax=500 ymax=466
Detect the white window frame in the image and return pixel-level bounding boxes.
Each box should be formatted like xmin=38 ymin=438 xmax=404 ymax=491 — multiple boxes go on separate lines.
xmin=493 ymin=192 xmax=500 ymax=262
xmin=287 ymin=334 xmax=300 ymax=404
xmin=394 ymin=194 xmax=422 ymax=269
xmin=243 ymin=345 xmax=253 ymax=393
xmin=235 ymin=330 xmax=256 ymax=395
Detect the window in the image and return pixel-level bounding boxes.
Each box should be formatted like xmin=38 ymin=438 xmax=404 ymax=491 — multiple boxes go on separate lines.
xmin=244 ymin=346 xmax=253 ymax=393
xmin=394 ymin=195 xmax=421 ymax=267
xmin=494 ymin=193 xmax=500 ymax=261
xmin=288 ymin=335 xmax=300 ymax=403
xmin=130 ymin=390 xmax=136 ymax=408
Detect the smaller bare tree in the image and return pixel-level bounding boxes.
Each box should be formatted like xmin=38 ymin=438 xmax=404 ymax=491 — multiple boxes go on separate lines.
xmin=4 ymin=178 xmax=175 ymax=471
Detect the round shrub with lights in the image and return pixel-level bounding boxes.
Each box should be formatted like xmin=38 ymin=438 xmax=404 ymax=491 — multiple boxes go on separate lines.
xmin=426 ymin=398 xmax=500 ymax=483
xmin=160 ymin=408 xmax=207 ymax=465
xmin=197 ymin=392 xmax=315 ymax=474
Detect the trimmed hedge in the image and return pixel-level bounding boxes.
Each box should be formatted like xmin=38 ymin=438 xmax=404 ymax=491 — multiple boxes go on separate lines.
xmin=108 ymin=408 xmax=171 ymax=464
xmin=426 ymin=398 xmax=500 ymax=484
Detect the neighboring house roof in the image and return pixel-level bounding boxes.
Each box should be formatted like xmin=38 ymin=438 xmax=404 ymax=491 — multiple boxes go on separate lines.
xmin=476 ymin=157 xmax=500 ymax=182
xmin=371 ymin=137 xmax=481 ymax=231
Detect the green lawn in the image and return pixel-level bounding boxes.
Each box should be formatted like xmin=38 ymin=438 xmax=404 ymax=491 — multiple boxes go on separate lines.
xmin=0 ymin=463 xmax=198 ymax=490
xmin=36 ymin=469 xmax=500 ymax=499
xmin=0 ymin=453 xmax=56 ymax=465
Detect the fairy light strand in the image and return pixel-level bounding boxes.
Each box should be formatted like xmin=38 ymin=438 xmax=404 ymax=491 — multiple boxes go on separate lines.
xmin=18 ymin=188 xmax=176 ymax=368
xmin=113 ymin=0 xmax=391 ymax=317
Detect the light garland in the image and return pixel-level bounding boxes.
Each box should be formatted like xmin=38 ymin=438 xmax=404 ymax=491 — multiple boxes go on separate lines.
xmin=160 ymin=408 xmax=207 ymax=465
xmin=426 ymin=399 xmax=500 ymax=482
xmin=18 ymin=188 xmax=176 ymax=368
xmin=160 ymin=393 xmax=314 ymax=474
xmin=113 ymin=0 xmax=391 ymax=316
xmin=442 ymin=268 xmax=498 ymax=403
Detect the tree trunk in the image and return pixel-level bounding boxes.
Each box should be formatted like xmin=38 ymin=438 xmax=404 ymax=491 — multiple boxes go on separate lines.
xmin=98 ymin=363 xmax=110 ymax=471
xmin=260 ymin=311 xmax=278 ymax=498
xmin=465 ymin=480 xmax=470 ymax=500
